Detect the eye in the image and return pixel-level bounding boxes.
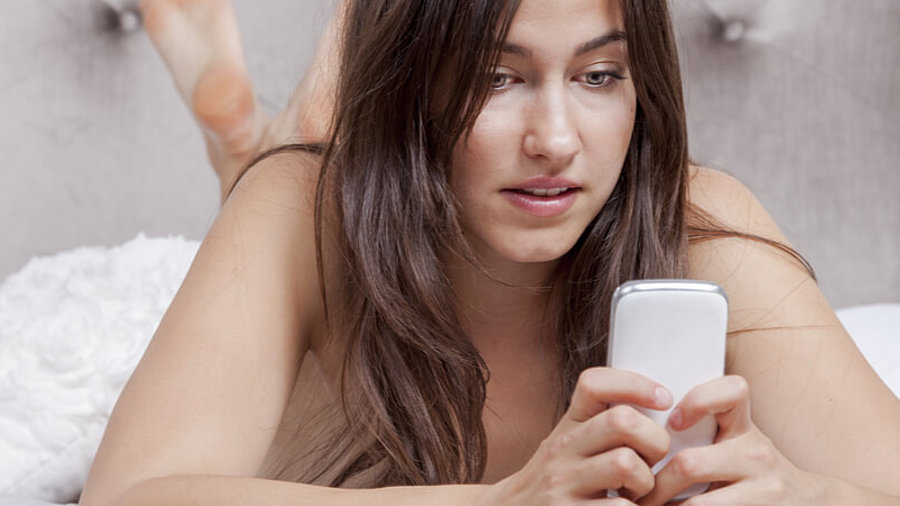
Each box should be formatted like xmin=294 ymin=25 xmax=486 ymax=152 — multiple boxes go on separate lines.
xmin=584 ymin=71 xmax=610 ymax=86
xmin=490 ymin=72 xmax=511 ymax=90
xmin=579 ymin=70 xmax=624 ymax=88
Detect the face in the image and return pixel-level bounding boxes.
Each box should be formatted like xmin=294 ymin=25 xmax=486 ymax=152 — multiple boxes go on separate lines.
xmin=450 ymin=0 xmax=636 ymax=274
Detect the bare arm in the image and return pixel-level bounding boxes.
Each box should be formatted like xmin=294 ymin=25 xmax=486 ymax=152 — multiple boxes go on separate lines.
xmin=686 ymin=167 xmax=900 ymax=500
xmin=79 ymin=153 xmax=324 ymax=505
xmin=108 ymin=475 xmax=489 ymax=506
xmin=112 ymin=364 xmax=675 ymax=506
xmin=80 ymin=4 xmax=516 ymax=504
xmin=78 ymin=152 xmax=502 ymax=506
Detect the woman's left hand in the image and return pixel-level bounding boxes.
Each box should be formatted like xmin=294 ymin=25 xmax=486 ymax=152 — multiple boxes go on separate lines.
xmin=638 ymin=375 xmax=831 ymax=505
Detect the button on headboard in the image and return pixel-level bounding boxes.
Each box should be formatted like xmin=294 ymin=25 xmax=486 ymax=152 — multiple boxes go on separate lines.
xmin=1 ymin=0 xmax=896 ymax=307
xmin=671 ymin=0 xmax=900 ymax=306
xmin=0 ymin=0 xmax=325 ymax=285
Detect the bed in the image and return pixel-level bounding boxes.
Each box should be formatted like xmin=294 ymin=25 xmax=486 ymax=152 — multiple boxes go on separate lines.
xmin=0 ymin=235 xmax=897 ymax=505
xmin=1 ymin=0 xmax=897 ymax=504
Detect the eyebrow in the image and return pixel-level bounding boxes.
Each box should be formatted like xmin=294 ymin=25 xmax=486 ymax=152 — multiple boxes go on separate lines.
xmin=501 ymin=30 xmax=627 ymax=58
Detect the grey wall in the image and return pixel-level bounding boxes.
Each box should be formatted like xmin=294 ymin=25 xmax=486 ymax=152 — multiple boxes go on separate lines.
xmin=1 ymin=0 xmax=897 ymax=308
xmin=0 ymin=0 xmax=332 ymax=276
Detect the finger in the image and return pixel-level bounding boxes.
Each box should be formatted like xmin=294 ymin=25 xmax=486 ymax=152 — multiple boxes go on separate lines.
xmin=668 ymin=375 xmax=751 ymax=439
xmin=570 ymin=447 xmax=655 ymax=499
xmin=593 ymin=498 xmax=638 ymax=506
xmin=572 ymin=405 xmax=670 ymax=466
xmin=567 ymin=367 xmax=673 ymax=424
xmin=678 ymin=481 xmax=769 ymax=506
xmin=639 ymin=434 xmax=765 ymax=506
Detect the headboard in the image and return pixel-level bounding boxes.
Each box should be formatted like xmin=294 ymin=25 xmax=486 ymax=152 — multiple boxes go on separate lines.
xmin=2 ymin=0 xmax=897 ymax=308
xmin=670 ymin=0 xmax=900 ymax=307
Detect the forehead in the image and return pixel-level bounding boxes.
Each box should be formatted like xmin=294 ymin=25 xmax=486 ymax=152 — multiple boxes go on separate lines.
xmin=506 ymin=0 xmax=625 ymax=50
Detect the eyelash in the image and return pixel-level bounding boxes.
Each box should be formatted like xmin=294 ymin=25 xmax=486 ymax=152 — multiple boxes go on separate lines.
xmin=578 ymin=70 xmax=625 ymax=88
xmin=489 ymin=70 xmax=625 ymax=91
xmin=490 ymin=73 xmax=511 ymax=90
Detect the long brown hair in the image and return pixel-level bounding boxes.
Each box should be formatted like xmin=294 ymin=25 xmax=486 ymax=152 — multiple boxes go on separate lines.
xmin=249 ymin=0 xmax=800 ymax=489
xmin=320 ymin=0 xmax=521 ymax=487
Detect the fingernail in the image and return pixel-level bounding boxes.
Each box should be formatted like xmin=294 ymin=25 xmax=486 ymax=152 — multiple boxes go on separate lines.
xmin=654 ymin=386 xmax=672 ymax=408
xmin=669 ymin=407 xmax=683 ymax=429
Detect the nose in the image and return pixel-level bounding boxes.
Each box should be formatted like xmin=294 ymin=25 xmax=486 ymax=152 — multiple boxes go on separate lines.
xmin=522 ymin=88 xmax=581 ymax=166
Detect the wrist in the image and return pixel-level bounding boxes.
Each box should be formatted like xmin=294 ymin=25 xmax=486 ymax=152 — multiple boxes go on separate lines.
xmin=364 ymin=482 xmax=497 ymax=506
xmin=471 ymin=482 xmax=501 ymax=506
xmin=482 ymin=473 xmax=521 ymax=506
xmin=815 ymin=472 xmax=900 ymax=506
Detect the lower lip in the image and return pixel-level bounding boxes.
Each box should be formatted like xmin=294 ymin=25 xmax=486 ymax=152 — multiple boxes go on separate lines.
xmin=501 ymin=189 xmax=579 ymax=218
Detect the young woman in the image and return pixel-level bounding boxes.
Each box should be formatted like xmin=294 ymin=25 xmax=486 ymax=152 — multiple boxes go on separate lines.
xmin=80 ymin=0 xmax=900 ymax=504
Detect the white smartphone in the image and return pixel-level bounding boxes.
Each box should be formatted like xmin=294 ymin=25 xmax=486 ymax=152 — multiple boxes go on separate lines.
xmin=606 ymin=279 xmax=728 ymax=499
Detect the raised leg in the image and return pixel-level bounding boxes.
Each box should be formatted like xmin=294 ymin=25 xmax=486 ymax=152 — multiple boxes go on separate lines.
xmin=141 ymin=0 xmax=265 ymax=199
xmin=140 ymin=0 xmax=345 ymax=201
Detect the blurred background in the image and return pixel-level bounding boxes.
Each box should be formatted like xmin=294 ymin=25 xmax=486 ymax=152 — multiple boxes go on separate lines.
xmin=0 ymin=0 xmax=898 ymax=308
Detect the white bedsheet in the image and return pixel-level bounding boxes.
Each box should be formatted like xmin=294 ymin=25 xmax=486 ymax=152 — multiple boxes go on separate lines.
xmin=836 ymin=303 xmax=900 ymax=398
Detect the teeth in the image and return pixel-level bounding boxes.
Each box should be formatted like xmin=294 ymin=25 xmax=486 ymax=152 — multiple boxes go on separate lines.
xmin=521 ymin=187 xmax=569 ymax=197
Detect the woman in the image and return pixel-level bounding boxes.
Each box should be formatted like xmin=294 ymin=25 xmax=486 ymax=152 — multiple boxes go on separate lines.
xmin=80 ymin=0 xmax=900 ymax=504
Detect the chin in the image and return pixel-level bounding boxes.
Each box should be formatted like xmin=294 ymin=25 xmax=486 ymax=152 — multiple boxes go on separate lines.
xmin=495 ymin=235 xmax=579 ymax=265
xmin=506 ymin=249 xmax=567 ymax=264
xmin=463 ymin=223 xmax=586 ymax=269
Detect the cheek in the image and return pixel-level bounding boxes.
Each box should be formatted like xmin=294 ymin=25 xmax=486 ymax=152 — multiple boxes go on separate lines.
xmin=604 ymin=86 xmax=637 ymax=143
xmin=584 ymin=91 xmax=636 ymax=166
xmin=450 ymin=110 xmax=518 ymax=192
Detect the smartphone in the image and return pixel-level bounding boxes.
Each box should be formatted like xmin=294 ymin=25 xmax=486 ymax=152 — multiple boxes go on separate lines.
xmin=607 ymin=279 xmax=728 ymax=499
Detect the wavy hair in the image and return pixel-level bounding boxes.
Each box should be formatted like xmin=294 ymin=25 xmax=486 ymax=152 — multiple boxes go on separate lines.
xmin=245 ymin=0 xmax=809 ymax=489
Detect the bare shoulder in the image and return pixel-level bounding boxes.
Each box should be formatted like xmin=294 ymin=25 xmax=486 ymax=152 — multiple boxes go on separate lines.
xmin=212 ymin=149 xmax=327 ymax=338
xmin=80 ymin=150 xmax=327 ymax=505
xmin=684 ymin=166 xmax=900 ymax=488
xmin=686 ymin=165 xmax=789 ymax=244
xmin=685 ymin=165 xmax=813 ymax=331
xmin=226 ymin=148 xmax=320 ymax=214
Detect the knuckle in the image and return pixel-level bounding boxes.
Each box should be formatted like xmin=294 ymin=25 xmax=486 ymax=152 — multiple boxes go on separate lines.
xmin=543 ymin=465 xmax=569 ymax=490
xmin=729 ymin=375 xmax=751 ymax=399
xmin=760 ymin=475 xmax=788 ymax=498
xmin=745 ymin=438 xmax=777 ymax=467
xmin=609 ymin=447 xmax=642 ymax=477
xmin=606 ymin=405 xmax=639 ymax=435
xmin=543 ymin=433 xmax=572 ymax=460
xmin=576 ymin=368 xmax=600 ymax=393
xmin=671 ymin=449 xmax=702 ymax=478
xmin=683 ymin=496 xmax=709 ymax=506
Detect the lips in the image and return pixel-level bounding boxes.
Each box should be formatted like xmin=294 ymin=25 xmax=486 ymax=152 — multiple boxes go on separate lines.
xmin=515 ymin=187 xmax=571 ymax=197
xmin=502 ymin=177 xmax=581 ymax=218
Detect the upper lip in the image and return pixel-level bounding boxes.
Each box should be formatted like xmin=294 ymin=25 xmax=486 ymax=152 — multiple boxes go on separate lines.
xmin=505 ymin=176 xmax=580 ymax=191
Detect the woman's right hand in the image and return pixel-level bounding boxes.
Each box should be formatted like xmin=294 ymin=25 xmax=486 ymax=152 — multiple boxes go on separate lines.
xmin=489 ymin=367 xmax=673 ymax=505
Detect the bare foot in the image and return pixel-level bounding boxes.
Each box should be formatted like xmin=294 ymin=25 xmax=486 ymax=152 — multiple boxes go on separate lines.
xmin=140 ymin=0 xmax=266 ymax=199
xmin=142 ymin=0 xmax=346 ymax=199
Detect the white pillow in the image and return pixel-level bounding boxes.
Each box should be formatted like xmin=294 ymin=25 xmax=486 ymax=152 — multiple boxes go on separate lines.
xmin=0 ymin=235 xmax=199 ymax=504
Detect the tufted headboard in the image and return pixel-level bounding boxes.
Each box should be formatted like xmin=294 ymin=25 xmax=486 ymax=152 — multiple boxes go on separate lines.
xmin=1 ymin=0 xmax=897 ymax=308
xmin=671 ymin=0 xmax=900 ymax=307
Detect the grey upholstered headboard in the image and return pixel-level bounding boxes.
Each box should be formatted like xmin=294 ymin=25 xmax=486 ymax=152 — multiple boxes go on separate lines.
xmin=671 ymin=0 xmax=900 ymax=307
xmin=1 ymin=0 xmax=897 ymax=308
